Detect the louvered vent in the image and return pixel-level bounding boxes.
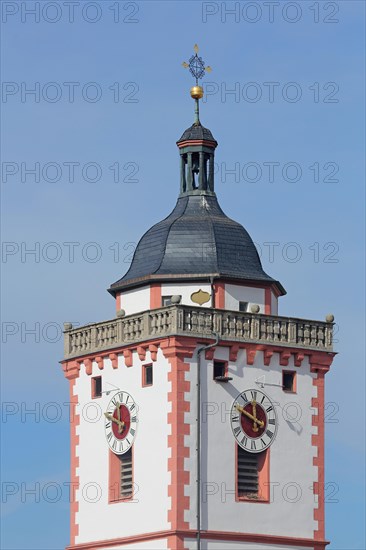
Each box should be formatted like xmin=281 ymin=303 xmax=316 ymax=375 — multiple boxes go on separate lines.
xmin=120 ymin=448 xmax=133 ymax=498
xmin=237 ymin=445 xmax=259 ymax=498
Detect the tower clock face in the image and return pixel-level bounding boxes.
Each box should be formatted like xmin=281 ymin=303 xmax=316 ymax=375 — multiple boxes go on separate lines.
xmin=230 ymin=389 xmax=278 ymax=453
xmin=104 ymin=392 xmax=138 ymax=455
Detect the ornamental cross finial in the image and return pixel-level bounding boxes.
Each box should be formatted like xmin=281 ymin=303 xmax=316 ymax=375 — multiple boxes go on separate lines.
xmin=182 ymin=44 xmax=212 ymax=85
xmin=182 ymin=45 xmax=212 ymax=123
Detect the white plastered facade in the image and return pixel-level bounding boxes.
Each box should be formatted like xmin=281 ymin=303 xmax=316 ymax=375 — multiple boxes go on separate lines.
xmin=183 ymin=347 xmax=318 ymax=541
xmin=73 ymin=348 xmax=171 ymax=544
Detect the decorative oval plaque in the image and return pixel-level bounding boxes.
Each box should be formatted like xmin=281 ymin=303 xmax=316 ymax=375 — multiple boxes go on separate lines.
xmin=191 ymin=289 xmax=211 ymax=306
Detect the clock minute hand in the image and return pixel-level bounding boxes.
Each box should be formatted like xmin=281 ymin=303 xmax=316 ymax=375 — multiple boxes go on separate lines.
xmin=235 ymin=404 xmax=264 ymax=428
xmin=251 ymin=399 xmax=259 ymax=432
xmin=104 ymin=412 xmax=125 ymax=432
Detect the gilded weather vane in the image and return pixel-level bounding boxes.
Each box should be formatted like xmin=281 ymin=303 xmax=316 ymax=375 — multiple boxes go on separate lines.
xmin=182 ymin=44 xmax=212 ymax=123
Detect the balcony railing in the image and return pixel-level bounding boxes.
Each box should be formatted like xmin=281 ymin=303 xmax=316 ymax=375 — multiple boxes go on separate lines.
xmin=63 ymin=305 xmax=334 ymax=360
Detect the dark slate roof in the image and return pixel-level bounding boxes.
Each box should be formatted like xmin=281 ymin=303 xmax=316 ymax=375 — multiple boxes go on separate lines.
xmin=177 ymin=122 xmax=217 ymax=144
xmin=109 ymin=194 xmax=285 ymax=295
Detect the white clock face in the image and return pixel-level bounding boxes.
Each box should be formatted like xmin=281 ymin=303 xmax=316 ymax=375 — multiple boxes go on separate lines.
xmin=104 ymin=391 xmax=138 ymax=455
xmin=230 ymin=389 xmax=278 ymax=453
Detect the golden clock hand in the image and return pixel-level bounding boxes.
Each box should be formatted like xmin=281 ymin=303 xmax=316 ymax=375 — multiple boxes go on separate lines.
xmin=235 ymin=404 xmax=264 ymax=428
xmin=116 ymin=404 xmax=123 ymax=434
xmin=104 ymin=412 xmax=125 ymax=431
xmin=251 ymin=400 xmax=258 ymax=432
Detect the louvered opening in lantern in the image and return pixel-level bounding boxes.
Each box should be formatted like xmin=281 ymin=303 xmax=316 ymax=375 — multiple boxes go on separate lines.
xmin=120 ymin=449 xmax=133 ymax=498
xmin=237 ymin=446 xmax=259 ymax=498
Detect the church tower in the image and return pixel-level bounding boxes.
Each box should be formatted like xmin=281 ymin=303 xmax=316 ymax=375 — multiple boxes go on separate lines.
xmin=61 ymin=46 xmax=335 ymax=550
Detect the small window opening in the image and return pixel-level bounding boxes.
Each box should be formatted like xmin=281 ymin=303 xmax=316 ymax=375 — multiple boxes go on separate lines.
xmin=143 ymin=364 xmax=153 ymax=387
xmin=92 ymin=376 xmax=102 ymax=398
xmin=162 ymin=295 xmax=172 ymax=306
xmin=239 ymin=301 xmax=248 ymax=312
xmin=283 ymin=371 xmax=296 ymax=392
xmin=213 ymin=360 xmax=227 ymax=380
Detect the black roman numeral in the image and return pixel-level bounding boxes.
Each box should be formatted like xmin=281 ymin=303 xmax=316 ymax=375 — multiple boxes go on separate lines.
xmin=266 ymin=405 xmax=273 ymax=413
xmin=232 ymin=415 xmax=239 ymax=423
xmin=266 ymin=430 xmax=274 ymax=438
xmin=241 ymin=436 xmax=248 ymax=446
xmin=251 ymin=440 xmax=256 ymax=451
xmin=250 ymin=390 xmax=257 ymax=400
xmin=130 ymin=428 xmax=136 ymax=436
xmin=268 ymin=419 xmax=276 ymax=425
xmin=234 ymin=426 xmax=241 ymax=436
xmin=131 ymin=415 xmax=137 ymax=423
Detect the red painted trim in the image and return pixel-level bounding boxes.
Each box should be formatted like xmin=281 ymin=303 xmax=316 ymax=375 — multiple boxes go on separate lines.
xmin=109 ymin=353 xmax=118 ymax=369
xmin=62 ymin=342 xmax=335 ymax=380
xmin=280 ymin=350 xmax=291 ymax=366
xmin=149 ymin=344 xmax=158 ymax=361
xmin=295 ymin=352 xmax=305 ymax=367
xmin=160 ymin=338 xmax=196 ymax=550
xmin=84 ymin=358 xmax=92 ymax=375
xmin=66 ymin=529 xmax=329 ymax=550
xmin=265 ymin=287 xmax=271 ymax=314
xmin=235 ymin=444 xmax=270 ymax=503
xmin=312 ymin=371 xmax=326 ymax=541
xmin=116 ymin=292 xmax=121 ymax=312
xmin=142 ymin=363 xmax=153 ymax=387
xmin=246 ymin=344 xmax=257 ymax=365
xmin=123 ymin=349 xmax=132 ymax=367
xmin=214 ymin=281 xmax=225 ymax=308
xmin=177 ymin=139 xmax=217 ymax=148
xmin=108 ymin=446 xmax=134 ymax=503
xmin=137 ymin=345 xmax=147 ymax=361
xmin=69 ymin=379 xmax=80 ymax=546
xmin=150 ymin=283 xmax=162 ymax=309
xmin=95 ymin=356 xmax=104 ymax=370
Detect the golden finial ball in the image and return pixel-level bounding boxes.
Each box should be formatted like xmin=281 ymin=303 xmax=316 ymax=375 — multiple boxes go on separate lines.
xmin=190 ymin=86 xmax=204 ymax=100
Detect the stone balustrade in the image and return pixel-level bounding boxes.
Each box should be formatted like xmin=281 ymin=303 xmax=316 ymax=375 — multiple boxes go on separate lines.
xmin=63 ymin=305 xmax=334 ymax=360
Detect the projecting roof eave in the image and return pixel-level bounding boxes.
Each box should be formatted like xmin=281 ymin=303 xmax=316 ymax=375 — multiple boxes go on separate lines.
xmin=107 ymin=272 xmax=286 ymax=298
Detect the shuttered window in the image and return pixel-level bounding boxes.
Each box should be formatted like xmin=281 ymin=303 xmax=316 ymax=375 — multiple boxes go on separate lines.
xmin=237 ymin=445 xmax=259 ymax=498
xmin=119 ymin=448 xmax=133 ymax=499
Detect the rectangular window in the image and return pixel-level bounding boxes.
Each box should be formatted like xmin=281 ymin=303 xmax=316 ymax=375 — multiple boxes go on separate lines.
xmin=236 ymin=445 xmax=269 ymax=502
xmin=91 ymin=376 xmax=102 ymax=398
xmin=142 ymin=363 xmax=153 ymax=387
xmin=239 ymin=301 xmax=248 ymax=312
xmin=213 ymin=360 xmax=227 ymax=380
xmin=162 ymin=295 xmax=172 ymax=306
xmin=109 ymin=448 xmax=133 ymax=503
xmin=283 ymin=370 xmax=296 ymax=393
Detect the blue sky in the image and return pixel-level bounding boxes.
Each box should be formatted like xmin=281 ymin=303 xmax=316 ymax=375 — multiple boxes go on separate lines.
xmin=1 ymin=1 xmax=365 ymax=548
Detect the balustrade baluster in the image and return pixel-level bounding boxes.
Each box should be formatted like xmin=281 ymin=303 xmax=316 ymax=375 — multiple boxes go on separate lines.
xmin=280 ymin=322 xmax=287 ymax=342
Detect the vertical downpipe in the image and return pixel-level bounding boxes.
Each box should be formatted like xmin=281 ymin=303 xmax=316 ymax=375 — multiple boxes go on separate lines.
xmin=196 ymin=333 xmax=219 ymax=550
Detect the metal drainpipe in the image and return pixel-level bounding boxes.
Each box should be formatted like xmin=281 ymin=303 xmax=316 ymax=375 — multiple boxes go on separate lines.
xmin=196 ymin=332 xmax=220 ymax=550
